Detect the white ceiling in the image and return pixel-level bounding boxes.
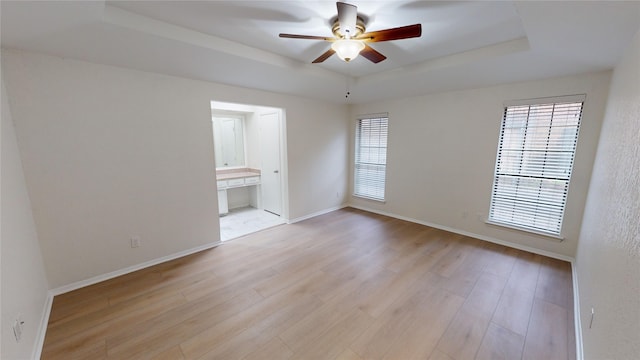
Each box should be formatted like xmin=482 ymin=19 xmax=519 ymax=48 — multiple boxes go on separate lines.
xmin=1 ymin=1 xmax=639 ymax=103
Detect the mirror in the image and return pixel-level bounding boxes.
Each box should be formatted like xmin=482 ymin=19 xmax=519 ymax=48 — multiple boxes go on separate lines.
xmin=212 ymin=115 xmax=245 ymax=168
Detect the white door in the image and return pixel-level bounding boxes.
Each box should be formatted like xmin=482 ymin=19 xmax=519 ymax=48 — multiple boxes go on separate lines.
xmin=260 ymin=112 xmax=282 ymax=216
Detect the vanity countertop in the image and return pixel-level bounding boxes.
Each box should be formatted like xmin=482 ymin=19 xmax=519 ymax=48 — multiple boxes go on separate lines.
xmin=216 ymin=168 xmax=261 ymax=180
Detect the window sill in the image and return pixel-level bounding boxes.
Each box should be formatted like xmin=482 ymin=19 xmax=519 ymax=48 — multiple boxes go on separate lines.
xmin=485 ymin=220 xmax=564 ymax=241
xmin=352 ymin=194 xmax=386 ymax=204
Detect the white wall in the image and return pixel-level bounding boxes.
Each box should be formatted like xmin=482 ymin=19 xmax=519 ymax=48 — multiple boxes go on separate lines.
xmin=575 ymin=29 xmax=640 ymax=360
xmin=350 ymin=71 xmax=611 ymax=258
xmin=2 ymin=49 xmax=349 ymax=289
xmin=1 ymin=69 xmax=49 ymax=359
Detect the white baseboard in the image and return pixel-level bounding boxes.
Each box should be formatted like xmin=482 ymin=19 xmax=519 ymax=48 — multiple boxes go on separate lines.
xmin=571 ymin=261 xmax=584 ymax=360
xmin=32 ymin=292 xmax=53 ymax=360
xmin=347 ymin=205 xmax=574 ymax=263
xmin=49 ymin=241 xmax=222 ymax=296
xmin=287 ymin=204 xmax=347 ymax=224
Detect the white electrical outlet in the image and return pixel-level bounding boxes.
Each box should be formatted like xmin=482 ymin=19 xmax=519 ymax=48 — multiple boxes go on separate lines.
xmin=130 ymin=236 xmax=141 ymax=248
xmin=12 ymin=315 xmax=24 ymax=343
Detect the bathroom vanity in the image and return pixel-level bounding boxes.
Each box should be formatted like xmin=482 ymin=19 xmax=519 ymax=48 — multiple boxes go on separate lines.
xmin=216 ymin=168 xmax=261 ymax=215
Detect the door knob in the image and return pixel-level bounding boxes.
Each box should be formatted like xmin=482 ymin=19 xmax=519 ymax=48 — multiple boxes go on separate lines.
xmin=274 ymin=170 xmax=279 ymax=173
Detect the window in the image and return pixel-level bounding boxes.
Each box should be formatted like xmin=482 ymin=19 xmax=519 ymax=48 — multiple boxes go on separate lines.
xmin=354 ymin=114 xmax=388 ymax=201
xmin=488 ymin=95 xmax=585 ymax=237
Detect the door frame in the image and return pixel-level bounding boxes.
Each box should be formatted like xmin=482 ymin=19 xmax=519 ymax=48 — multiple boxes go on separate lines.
xmin=209 ymin=100 xmax=289 ymax=222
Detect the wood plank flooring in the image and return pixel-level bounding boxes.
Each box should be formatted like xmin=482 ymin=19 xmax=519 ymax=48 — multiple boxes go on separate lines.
xmin=42 ymin=207 xmax=575 ymax=360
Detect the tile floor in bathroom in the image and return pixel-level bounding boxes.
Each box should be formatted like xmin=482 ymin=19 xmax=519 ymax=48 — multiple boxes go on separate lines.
xmin=219 ymin=206 xmax=286 ymax=241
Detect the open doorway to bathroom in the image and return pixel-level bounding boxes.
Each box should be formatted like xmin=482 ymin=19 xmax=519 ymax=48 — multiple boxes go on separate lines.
xmin=211 ymin=101 xmax=287 ymax=241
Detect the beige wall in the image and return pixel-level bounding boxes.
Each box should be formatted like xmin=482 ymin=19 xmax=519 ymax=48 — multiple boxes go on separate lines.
xmin=350 ymin=71 xmax=611 ymax=258
xmin=576 ymin=29 xmax=640 ymax=359
xmin=1 ymin=70 xmax=49 ymax=359
xmin=2 ymin=49 xmax=349 ymax=289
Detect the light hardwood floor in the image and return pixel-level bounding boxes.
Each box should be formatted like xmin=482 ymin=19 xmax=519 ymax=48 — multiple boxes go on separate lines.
xmin=42 ymin=208 xmax=575 ymax=360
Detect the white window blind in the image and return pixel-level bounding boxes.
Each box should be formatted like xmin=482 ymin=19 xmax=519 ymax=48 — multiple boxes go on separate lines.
xmin=354 ymin=114 xmax=388 ymax=201
xmin=488 ymin=96 xmax=584 ymax=236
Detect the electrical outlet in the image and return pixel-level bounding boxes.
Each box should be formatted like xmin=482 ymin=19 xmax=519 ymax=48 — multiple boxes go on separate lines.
xmin=12 ymin=315 xmax=24 ymax=343
xmin=130 ymin=236 xmax=141 ymax=248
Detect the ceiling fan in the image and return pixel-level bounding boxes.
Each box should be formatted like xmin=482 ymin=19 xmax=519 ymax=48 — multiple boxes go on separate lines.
xmin=279 ymin=2 xmax=422 ymax=64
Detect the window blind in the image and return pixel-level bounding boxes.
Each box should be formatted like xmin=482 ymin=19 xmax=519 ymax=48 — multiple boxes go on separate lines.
xmin=488 ymin=97 xmax=584 ymax=236
xmin=354 ymin=114 xmax=388 ymax=201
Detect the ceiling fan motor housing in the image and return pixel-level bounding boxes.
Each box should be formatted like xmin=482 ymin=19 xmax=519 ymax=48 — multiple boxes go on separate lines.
xmin=332 ymin=17 xmax=366 ymax=38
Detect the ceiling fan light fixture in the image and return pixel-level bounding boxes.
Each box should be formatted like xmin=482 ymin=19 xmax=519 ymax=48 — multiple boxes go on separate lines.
xmin=331 ymin=39 xmax=365 ymax=62
xmin=279 ymin=2 xmax=422 ymax=64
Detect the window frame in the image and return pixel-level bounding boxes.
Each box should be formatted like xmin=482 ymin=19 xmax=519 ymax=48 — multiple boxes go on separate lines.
xmin=353 ymin=113 xmax=389 ymax=202
xmin=487 ymin=95 xmax=586 ymax=238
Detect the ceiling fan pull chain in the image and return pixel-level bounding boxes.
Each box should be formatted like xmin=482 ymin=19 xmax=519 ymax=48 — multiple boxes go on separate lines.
xmin=345 ymin=62 xmax=351 ymax=99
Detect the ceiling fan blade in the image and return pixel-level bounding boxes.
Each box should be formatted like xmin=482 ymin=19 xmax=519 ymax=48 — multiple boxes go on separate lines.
xmin=279 ymin=33 xmax=334 ymax=41
xmin=357 ymin=24 xmax=422 ymax=43
xmin=360 ymin=44 xmax=387 ymax=63
xmin=337 ymin=2 xmax=358 ymax=38
xmin=312 ymin=48 xmax=336 ymax=63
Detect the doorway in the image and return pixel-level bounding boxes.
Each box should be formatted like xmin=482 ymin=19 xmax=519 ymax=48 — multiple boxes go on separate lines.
xmin=210 ymin=101 xmax=287 ymax=241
